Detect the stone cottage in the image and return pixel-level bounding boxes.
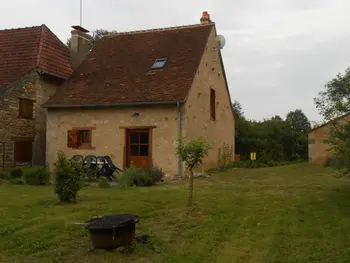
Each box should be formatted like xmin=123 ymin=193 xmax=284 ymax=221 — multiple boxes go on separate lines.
xmin=308 ymin=113 xmax=350 ymax=165
xmin=44 ymin=12 xmax=235 ymax=176
xmin=0 ymin=24 xmax=74 ymax=170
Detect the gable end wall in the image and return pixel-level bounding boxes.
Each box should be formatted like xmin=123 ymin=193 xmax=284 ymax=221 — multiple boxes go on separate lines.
xmin=182 ymin=26 xmax=235 ymax=172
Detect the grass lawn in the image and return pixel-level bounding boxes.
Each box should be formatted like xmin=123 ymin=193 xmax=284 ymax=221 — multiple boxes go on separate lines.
xmin=1 ymin=164 xmax=350 ymax=263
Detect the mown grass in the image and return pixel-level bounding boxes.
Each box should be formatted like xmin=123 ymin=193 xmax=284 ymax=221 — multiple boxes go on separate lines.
xmin=0 ymin=164 xmax=350 ymax=263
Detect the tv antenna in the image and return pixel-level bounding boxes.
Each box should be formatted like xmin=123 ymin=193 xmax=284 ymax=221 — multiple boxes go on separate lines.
xmin=80 ymin=0 xmax=83 ymax=26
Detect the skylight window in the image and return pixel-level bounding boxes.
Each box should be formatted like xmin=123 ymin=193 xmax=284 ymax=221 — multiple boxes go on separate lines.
xmin=151 ymin=58 xmax=167 ymax=69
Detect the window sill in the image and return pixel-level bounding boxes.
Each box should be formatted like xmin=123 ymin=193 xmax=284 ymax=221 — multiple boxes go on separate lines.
xmin=18 ymin=116 xmax=34 ymax=120
xmin=71 ymin=144 xmax=96 ymax=150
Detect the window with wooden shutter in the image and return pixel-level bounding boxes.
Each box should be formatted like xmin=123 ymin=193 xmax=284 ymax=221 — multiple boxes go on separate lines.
xmin=14 ymin=141 xmax=33 ymax=163
xmin=18 ymin=98 xmax=34 ymax=119
xmin=67 ymin=130 xmax=79 ymax=148
xmin=308 ymin=138 xmax=315 ymax=144
xmin=210 ymin=88 xmax=216 ymax=120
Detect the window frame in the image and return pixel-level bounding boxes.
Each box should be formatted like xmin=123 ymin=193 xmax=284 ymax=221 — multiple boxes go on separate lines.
xmin=18 ymin=98 xmax=34 ymax=119
xmin=210 ymin=88 xmax=216 ymax=120
xmin=151 ymin=58 xmax=168 ymax=69
xmin=67 ymin=128 xmax=95 ymax=149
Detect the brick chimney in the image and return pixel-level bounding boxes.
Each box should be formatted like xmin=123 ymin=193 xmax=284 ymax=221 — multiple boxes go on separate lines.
xmin=70 ymin=25 xmax=91 ymax=70
xmin=200 ymin=11 xmax=212 ymax=24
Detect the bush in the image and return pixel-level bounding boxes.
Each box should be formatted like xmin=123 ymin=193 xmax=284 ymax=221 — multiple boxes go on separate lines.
xmin=54 ymin=152 xmax=83 ymax=202
xmin=0 ymin=171 xmax=10 ymax=180
xmin=99 ymin=177 xmax=111 ymax=188
xmin=119 ymin=165 xmax=164 ymax=188
xmin=9 ymin=178 xmax=24 ymax=185
xmin=23 ymin=166 xmax=50 ymax=186
xmin=147 ymin=165 xmax=165 ymax=183
xmin=9 ymin=168 xmax=23 ymax=179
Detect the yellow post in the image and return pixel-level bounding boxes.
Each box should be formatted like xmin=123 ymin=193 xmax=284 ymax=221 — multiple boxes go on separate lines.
xmin=250 ymin=152 xmax=256 ymax=161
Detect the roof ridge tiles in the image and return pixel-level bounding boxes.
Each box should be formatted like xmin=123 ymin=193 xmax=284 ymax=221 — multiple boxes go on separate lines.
xmin=112 ymin=22 xmax=215 ymax=36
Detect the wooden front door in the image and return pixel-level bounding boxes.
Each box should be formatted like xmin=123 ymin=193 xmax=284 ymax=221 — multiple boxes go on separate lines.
xmin=126 ymin=129 xmax=151 ymax=169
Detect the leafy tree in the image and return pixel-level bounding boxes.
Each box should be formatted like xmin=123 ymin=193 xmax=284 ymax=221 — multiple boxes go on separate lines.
xmin=314 ymin=68 xmax=350 ymax=175
xmin=175 ymin=137 xmax=211 ymax=207
xmin=286 ymin=109 xmax=311 ymax=135
xmin=66 ymin=29 xmax=117 ymax=50
xmin=314 ymin=67 xmax=350 ymax=121
xmin=232 ymin=100 xmax=244 ymax=119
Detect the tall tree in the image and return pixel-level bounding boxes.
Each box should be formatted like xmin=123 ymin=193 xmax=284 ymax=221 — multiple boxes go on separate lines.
xmin=314 ymin=67 xmax=350 ymax=121
xmin=286 ymin=109 xmax=311 ymax=135
xmin=314 ymin=68 xmax=350 ymax=175
xmin=232 ymin=100 xmax=244 ymax=119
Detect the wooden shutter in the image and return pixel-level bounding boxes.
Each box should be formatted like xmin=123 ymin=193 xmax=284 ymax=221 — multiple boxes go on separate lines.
xmin=14 ymin=141 xmax=33 ymax=162
xmin=19 ymin=99 xmax=34 ymax=119
xmin=67 ymin=130 xmax=79 ymax=148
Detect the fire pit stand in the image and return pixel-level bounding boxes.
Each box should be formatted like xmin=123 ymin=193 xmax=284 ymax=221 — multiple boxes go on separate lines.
xmin=84 ymin=214 xmax=139 ymax=250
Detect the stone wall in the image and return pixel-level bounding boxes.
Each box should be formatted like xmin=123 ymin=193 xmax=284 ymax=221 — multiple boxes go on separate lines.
xmin=182 ymin=26 xmax=235 ymax=172
xmin=0 ymin=71 xmax=61 ymax=170
xmin=46 ymin=106 xmax=179 ymax=175
xmin=33 ymin=75 xmax=62 ymax=166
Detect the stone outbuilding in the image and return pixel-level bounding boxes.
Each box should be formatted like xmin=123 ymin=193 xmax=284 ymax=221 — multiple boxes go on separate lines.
xmin=0 ymin=25 xmax=72 ymax=170
xmin=308 ymin=113 xmax=350 ymax=165
xmin=44 ymin=12 xmax=235 ymax=176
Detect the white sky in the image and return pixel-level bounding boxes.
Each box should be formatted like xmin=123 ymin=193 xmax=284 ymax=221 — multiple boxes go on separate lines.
xmin=2 ymin=0 xmax=350 ymax=122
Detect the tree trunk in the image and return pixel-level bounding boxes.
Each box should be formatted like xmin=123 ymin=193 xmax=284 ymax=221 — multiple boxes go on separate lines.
xmin=188 ymin=169 xmax=194 ymax=207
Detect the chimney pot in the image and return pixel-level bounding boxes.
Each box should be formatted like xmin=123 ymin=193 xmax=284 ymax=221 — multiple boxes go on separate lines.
xmin=200 ymin=11 xmax=212 ymax=24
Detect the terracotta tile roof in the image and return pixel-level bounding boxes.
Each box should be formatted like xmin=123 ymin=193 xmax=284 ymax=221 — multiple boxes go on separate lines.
xmin=0 ymin=25 xmax=72 ymax=88
xmin=45 ymin=23 xmax=214 ymax=107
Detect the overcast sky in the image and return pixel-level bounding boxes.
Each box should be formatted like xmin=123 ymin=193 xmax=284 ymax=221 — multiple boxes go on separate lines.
xmin=2 ymin=0 xmax=350 ymax=122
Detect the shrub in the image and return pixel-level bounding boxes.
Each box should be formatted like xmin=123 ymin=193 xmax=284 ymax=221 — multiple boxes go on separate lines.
xmin=9 ymin=178 xmax=24 ymax=185
xmin=54 ymin=152 xmax=83 ymax=202
xmin=23 ymin=166 xmax=50 ymax=185
xmin=0 ymin=171 xmax=9 ymax=180
xmin=119 ymin=165 xmax=164 ymax=188
xmin=99 ymin=177 xmax=111 ymax=188
xmin=9 ymin=168 xmax=23 ymax=179
xmin=146 ymin=165 xmax=165 ymax=184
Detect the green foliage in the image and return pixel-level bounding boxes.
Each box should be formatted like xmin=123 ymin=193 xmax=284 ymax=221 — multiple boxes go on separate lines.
xmin=54 ymin=152 xmax=83 ymax=202
xmin=234 ymin=104 xmax=310 ymax=162
xmin=66 ymin=29 xmax=117 ymax=50
xmin=0 ymin=171 xmax=10 ymax=180
xmin=9 ymin=168 xmax=23 ymax=179
xmin=176 ymin=137 xmax=211 ymax=171
xmin=98 ymin=177 xmax=111 ymax=188
xmin=23 ymin=166 xmax=50 ymax=186
xmin=8 ymin=177 xmax=24 ymax=185
xmin=314 ymin=68 xmax=350 ymax=121
xmin=207 ymin=160 xmax=306 ymax=173
xmin=324 ymin=122 xmax=350 ymax=176
xmin=175 ymin=137 xmax=211 ymax=207
xmin=119 ymin=165 xmax=164 ymax=188
xmin=314 ymin=68 xmax=350 ymax=176
xmin=286 ymin=109 xmax=311 ymax=135
xmin=232 ymin=100 xmax=244 ymax=119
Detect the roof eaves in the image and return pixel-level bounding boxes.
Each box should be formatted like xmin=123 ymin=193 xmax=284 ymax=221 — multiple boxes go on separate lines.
xmin=43 ymin=100 xmax=185 ymax=109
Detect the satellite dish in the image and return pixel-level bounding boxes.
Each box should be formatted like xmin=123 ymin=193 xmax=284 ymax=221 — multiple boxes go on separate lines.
xmin=216 ymin=35 xmax=226 ymax=50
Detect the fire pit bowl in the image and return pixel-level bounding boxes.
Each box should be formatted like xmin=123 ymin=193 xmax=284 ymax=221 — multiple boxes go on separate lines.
xmin=84 ymin=214 xmax=139 ymax=250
